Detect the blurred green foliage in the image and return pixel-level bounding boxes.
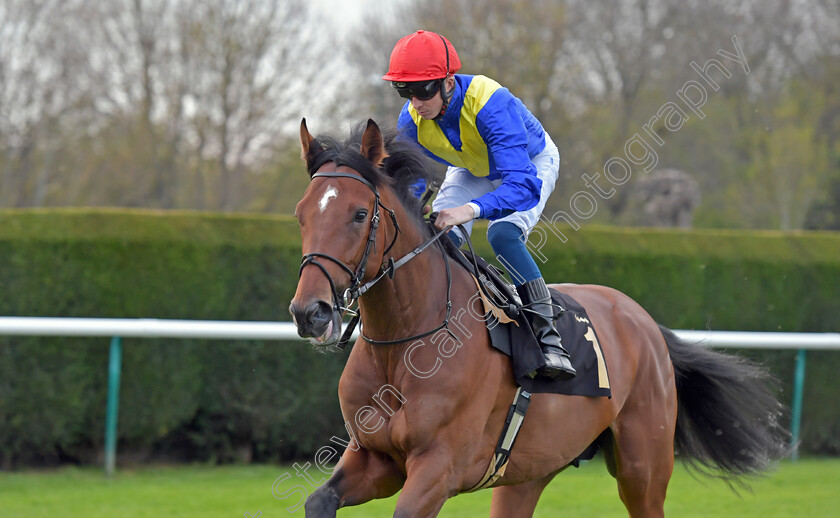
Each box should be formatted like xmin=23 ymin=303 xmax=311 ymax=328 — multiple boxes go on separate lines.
xmin=0 ymin=209 xmax=837 ymax=468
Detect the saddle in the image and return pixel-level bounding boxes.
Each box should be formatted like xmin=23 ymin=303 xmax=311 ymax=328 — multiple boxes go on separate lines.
xmin=446 ymin=240 xmax=524 ymax=321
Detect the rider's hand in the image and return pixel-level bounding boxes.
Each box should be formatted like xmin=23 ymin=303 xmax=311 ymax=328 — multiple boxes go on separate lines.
xmin=434 ymin=204 xmax=477 ymax=230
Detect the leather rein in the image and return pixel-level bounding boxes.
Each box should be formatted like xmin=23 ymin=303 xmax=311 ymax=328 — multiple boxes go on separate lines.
xmin=299 ymin=171 xmax=457 ymax=349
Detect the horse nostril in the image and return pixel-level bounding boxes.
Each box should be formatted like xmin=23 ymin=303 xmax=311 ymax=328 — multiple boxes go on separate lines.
xmin=307 ymin=300 xmax=333 ymax=328
xmin=290 ymin=300 xmax=333 ymax=338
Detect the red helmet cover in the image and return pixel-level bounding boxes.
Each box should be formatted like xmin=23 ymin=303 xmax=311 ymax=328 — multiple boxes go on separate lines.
xmin=382 ymin=30 xmax=461 ymax=82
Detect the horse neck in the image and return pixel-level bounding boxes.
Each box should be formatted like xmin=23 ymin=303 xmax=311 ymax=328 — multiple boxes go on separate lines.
xmin=357 ymin=199 xmax=452 ymax=349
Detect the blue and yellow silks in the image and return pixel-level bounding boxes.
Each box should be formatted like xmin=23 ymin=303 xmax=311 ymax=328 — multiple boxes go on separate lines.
xmin=397 ymin=74 xmax=548 ymax=220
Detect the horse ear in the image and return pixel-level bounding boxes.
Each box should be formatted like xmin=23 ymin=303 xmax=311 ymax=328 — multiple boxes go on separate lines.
xmin=300 ymin=118 xmax=323 ymax=171
xmin=360 ymin=119 xmax=388 ymax=168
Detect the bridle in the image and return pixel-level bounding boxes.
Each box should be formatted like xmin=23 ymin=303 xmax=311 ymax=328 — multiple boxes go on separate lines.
xmin=298 ymin=171 xmax=456 ymax=348
xmin=299 ymin=172 xmax=399 ymax=314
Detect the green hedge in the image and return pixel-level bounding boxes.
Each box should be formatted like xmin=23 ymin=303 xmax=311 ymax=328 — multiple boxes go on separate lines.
xmin=0 ymin=209 xmax=838 ymax=468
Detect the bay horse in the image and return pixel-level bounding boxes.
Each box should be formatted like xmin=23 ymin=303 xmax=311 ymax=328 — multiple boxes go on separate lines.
xmin=289 ymin=119 xmax=789 ymax=518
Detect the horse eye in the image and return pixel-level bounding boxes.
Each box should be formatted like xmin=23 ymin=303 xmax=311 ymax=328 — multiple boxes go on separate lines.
xmin=354 ymin=209 xmax=368 ymax=223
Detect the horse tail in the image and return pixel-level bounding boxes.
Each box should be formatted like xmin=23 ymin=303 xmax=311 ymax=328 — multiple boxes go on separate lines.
xmin=658 ymin=325 xmax=791 ymax=485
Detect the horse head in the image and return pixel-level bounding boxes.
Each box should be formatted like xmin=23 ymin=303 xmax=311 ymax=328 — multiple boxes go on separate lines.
xmin=289 ymin=118 xmax=432 ymax=350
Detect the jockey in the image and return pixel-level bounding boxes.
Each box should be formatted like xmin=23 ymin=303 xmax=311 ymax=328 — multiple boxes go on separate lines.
xmin=383 ymin=30 xmax=576 ymax=379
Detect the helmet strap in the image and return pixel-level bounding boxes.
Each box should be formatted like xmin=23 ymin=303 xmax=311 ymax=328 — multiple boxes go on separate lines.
xmin=434 ymin=34 xmax=453 ymax=120
xmin=434 ymin=78 xmax=453 ymax=120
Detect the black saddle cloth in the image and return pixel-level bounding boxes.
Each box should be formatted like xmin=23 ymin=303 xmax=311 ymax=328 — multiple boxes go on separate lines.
xmin=450 ymin=249 xmax=611 ymax=398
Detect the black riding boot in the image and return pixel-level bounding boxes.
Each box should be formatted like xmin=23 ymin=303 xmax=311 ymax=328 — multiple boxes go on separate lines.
xmin=516 ymin=278 xmax=576 ymax=380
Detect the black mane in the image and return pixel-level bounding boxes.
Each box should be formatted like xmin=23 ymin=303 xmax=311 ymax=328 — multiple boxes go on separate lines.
xmin=306 ymin=122 xmax=443 ymax=233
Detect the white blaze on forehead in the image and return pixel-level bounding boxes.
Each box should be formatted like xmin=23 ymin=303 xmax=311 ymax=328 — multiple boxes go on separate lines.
xmin=319 ymin=186 xmax=338 ymax=213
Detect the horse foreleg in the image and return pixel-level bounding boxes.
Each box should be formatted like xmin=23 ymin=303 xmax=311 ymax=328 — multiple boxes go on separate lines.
xmin=304 ymin=446 xmax=404 ymax=518
xmin=392 ymin=450 xmax=459 ymax=518
xmin=489 ymin=473 xmax=558 ymax=518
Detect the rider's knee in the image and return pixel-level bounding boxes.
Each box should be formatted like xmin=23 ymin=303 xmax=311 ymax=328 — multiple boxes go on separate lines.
xmin=487 ymin=221 xmax=525 ymax=250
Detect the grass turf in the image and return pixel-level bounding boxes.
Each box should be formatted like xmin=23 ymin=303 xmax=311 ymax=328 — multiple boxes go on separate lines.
xmin=1 ymin=457 xmax=838 ymax=517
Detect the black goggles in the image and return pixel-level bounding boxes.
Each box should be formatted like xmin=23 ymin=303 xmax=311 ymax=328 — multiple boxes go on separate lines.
xmin=391 ymin=79 xmax=443 ymax=101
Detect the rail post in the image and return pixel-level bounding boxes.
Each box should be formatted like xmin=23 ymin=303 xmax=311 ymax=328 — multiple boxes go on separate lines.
xmin=790 ymin=348 xmax=807 ymax=462
xmin=104 ymin=336 xmax=122 ymax=477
